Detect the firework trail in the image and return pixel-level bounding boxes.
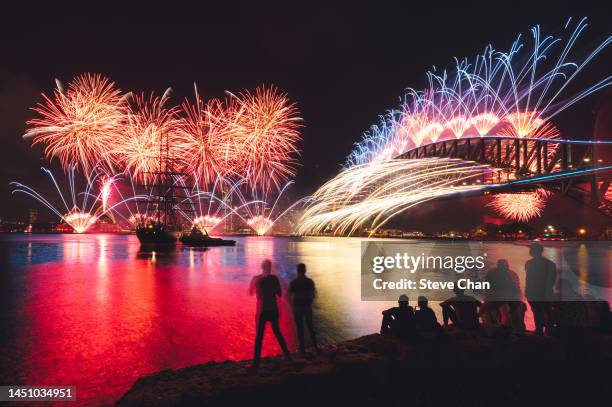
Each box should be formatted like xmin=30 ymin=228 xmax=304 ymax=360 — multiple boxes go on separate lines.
xmin=245 ymin=180 xmax=309 ymax=235
xmin=297 ymin=159 xmax=498 ymax=236
xmin=10 ymin=166 xmax=147 ymax=233
xmin=172 ymin=174 xmax=257 ymax=234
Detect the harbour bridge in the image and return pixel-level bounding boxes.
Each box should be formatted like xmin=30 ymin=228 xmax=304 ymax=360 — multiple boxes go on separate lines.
xmin=397 ymin=136 xmax=612 ymax=216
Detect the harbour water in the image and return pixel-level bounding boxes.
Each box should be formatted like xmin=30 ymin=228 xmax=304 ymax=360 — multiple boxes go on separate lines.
xmin=0 ymin=234 xmax=609 ymax=404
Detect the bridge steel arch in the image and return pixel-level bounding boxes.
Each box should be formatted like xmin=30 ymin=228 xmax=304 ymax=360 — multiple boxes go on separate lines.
xmin=397 ymin=136 xmax=612 ymax=215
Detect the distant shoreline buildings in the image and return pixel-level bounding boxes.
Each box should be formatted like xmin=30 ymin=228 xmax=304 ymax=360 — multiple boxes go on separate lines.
xmin=1 ymin=210 xmax=610 ymax=240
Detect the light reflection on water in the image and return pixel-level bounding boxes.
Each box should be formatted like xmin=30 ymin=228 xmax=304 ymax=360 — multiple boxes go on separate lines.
xmin=0 ymin=234 xmax=609 ymax=405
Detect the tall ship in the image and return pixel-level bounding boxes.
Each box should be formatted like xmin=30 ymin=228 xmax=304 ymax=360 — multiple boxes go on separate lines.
xmin=135 ymin=134 xmax=235 ymax=248
xmin=135 ymin=133 xmax=186 ymax=247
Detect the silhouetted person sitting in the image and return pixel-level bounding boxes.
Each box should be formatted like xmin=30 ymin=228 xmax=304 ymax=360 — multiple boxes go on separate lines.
xmin=380 ymin=294 xmax=417 ymax=341
xmin=289 ymin=263 xmax=319 ymax=356
xmin=415 ymin=296 xmax=442 ymax=338
xmin=248 ymin=259 xmax=291 ymax=373
xmin=525 ymin=242 xmax=557 ymax=335
xmin=440 ymin=286 xmax=482 ymax=329
xmin=583 ymin=294 xmax=612 ymax=333
xmin=550 ymin=278 xmax=588 ymax=336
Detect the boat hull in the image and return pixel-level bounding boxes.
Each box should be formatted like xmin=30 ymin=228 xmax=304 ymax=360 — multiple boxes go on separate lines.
xmin=136 ymin=226 xmax=177 ymax=247
xmin=179 ymin=235 xmax=236 ymax=247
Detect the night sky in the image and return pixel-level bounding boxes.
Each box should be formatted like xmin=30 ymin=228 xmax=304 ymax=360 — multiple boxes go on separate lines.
xmin=1 ymin=1 xmax=610 ymax=222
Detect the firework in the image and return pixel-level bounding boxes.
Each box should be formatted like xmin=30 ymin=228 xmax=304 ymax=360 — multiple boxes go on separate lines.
xmin=129 ymin=213 xmax=154 ymax=227
xmin=445 ymin=116 xmax=471 ymax=139
xmin=488 ymin=189 xmax=551 ymax=222
xmin=345 ymin=18 xmax=612 ymax=168
xmin=469 ymin=113 xmax=501 ymax=137
xmin=180 ymin=96 xmax=223 ymax=185
xmin=64 ymin=209 xmax=98 ymax=234
xmin=192 ymin=215 xmax=223 ymax=233
xmin=179 ymin=88 xmax=243 ymax=184
xmin=319 ymin=18 xmax=612 ymax=232
xmin=233 ymin=85 xmax=302 ymax=192
xmin=24 ymin=73 xmax=126 ymax=174
xmin=20 ymin=76 xmax=304 ymax=235
xmin=246 ymin=216 xmax=273 ymax=236
xmin=10 ymin=166 xmax=103 ymax=233
xmin=176 ymin=176 xmax=258 ymax=234
xmin=114 ymin=90 xmax=183 ymax=183
xmin=298 ymin=159 xmax=497 ymax=236
xmin=100 ymin=176 xmax=114 ymax=212
xmin=243 ymin=180 xmax=307 ymax=235
xmin=11 ymin=166 xmax=146 ymax=233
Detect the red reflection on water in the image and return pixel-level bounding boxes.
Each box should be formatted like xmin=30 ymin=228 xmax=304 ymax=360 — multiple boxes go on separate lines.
xmin=17 ymin=235 xmax=296 ymax=405
xmin=8 ymin=235 xmax=599 ymax=406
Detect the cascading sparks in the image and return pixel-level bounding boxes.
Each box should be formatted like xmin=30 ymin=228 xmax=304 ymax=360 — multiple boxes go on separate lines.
xmin=297 ymin=158 xmax=499 ymax=236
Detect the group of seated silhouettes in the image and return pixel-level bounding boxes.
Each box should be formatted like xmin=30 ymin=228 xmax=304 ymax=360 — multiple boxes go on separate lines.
xmin=381 ymin=243 xmax=612 ymax=340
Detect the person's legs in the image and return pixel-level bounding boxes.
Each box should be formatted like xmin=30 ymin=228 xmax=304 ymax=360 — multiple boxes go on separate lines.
xmin=529 ymin=301 xmax=545 ymax=334
xmin=253 ymin=313 xmax=267 ymax=367
xmin=293 ymin=308 xmax=306 ymax=354
xmin=542 ymin=302 xmax=553 ymax=335
xmin=304 ymin=307 xmax=318 ymax=351
xmin=518 ymin=302 xmax=527 ymax=333
xmin=508 ymin=302 xmax=524 ymax=334
xmin=270 ymin=313 xmax=291 ymax=357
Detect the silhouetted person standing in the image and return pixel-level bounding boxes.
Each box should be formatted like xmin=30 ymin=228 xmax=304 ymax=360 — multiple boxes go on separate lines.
xmin=525 ymin=243 xmax=557 ymax=335
xmin=289 ymin=263 xmax=319 ymax=356
xmin=483 ymin=259 xmax=525 ymax=334
xmin=380 ymin=294 xmax=417 ymax=341
xmin=440 ymin=287 xmax=482 ymax=329
xmin=249 ymin=259 xmax=291 ymax=372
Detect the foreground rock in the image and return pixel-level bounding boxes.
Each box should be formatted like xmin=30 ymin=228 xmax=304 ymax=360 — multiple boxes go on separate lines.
xmin=117 ymin=330 xmax=611 ymax=406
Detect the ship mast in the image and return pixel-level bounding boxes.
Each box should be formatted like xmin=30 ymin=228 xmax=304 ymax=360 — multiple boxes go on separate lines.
xmin=138 ymin=129 xmax=193 ymax=231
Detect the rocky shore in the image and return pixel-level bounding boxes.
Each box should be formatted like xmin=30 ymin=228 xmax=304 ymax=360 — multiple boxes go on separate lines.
xmin=117 ymin=330 xmax=611 ymax=406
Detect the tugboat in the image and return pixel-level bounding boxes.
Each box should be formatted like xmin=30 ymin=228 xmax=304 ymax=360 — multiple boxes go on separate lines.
xmin=179 ymin=227 xmax=236 ymax=247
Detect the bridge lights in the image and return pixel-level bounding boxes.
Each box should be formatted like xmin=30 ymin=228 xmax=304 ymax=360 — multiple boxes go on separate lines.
xmin=578 ymin=228 xmax=587 ymax=236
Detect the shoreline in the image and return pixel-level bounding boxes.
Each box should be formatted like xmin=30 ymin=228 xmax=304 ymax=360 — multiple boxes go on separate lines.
xmin=1 ymin=231 xmax=608 ymax=242
xmin=117 ymin=329 xmax=611 ymax=406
